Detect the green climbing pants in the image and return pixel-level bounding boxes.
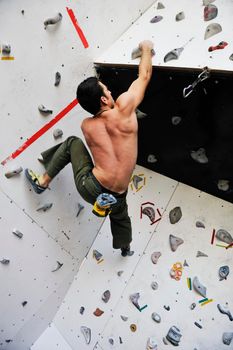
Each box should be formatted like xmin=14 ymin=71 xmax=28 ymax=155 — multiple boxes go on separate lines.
xmin=41 ymin=136 xmax=132 ymax=249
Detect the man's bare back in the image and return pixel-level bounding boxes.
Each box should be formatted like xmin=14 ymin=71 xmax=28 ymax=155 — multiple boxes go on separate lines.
xmin=82 ymin=105 xmax=138 ymax=193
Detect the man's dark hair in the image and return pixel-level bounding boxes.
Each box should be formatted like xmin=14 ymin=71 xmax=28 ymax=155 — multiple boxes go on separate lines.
xmin=76 ymin=77 xmax=105 ymax=115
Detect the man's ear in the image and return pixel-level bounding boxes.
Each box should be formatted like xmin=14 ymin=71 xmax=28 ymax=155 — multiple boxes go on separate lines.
xmin=101 ymin=96 xmax=107 ymax=105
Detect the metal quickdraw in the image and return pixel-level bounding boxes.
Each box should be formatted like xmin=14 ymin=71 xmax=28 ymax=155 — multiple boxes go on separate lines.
xmin=183 ymin=67 xmax=210 ymax=98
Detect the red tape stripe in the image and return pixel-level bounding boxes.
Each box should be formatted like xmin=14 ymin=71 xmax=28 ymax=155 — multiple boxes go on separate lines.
xmin=1 ymin=99 xmax=78 ymax=165
xmin=66 ymin=7 xmax=89 ymax=48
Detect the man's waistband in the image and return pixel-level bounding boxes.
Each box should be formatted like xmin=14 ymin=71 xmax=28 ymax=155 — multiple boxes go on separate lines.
xmin=89 ymin=172 xmax=127 ymax=198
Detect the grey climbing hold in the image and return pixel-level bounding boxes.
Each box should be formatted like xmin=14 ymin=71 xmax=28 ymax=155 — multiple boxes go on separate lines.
xmin=109 ymin=338 xmax=114 ymax=345
xmin=217 ymin=179 xmax=230 ymax=191
xmin=190 ymin=148 xmax=208 ymax=164
xmin=51 ymin=261 xmax=63 ymax=272
xmin=169 ymin=234 xmax=184 ymax=252
xmin=164 ymin=305 xmax=170 ymax=311
xmin=194 ymin=321 xmax=202 ymax=329
xmin=76 ymin=203 xmax=84 ymax=217
xmin=176 ymin=12 xmax=185 ymax=21
xmin=54 ymin=72 xmax=61 ymax=86
xmin=2 ymin=44 xmax=11 ymax=55
xmin=0 ymin=259 xmax=10 ymax=265
xmin=183 ymin=259 xmax=189 ymax=267
xmin=190 ymin=302 xmax=196 ymax=310
xmin=36 ymin=203 xmax=53 ymax=212
xmin=164 ymin=47 xmax=184 ymax=63
xmin=219 ymin=266 xmax=230 ymax=281
xmin=196 ymin=221 xmax=205 ymax=228
xmin=12 ymin=229 xmax=23 ymax=239
xmin=146 ymin=337 xmax=158 ymax=349
xmin=196 ymin=250 xmax=208 ymax=257
xmin=131 ymin=47 xmax=155 ymax=60
xmin=135 ymin=108 xmax=147 ymax=119
xmin=38 ymin=104 xmax=53 ymax=115
xmin=93 ymin=249 xmax=103 ymax=262
xmin=102 ymin=290 xmax=111 ymax=303
xmin=22 ymin=301 xmax=27 ymax=307
xmin=216 ymin=229 xmax=233 ymax=244
xmin=80 ymin=326 xmax=91 ymax=344
xmin=117 ymin=270 xmax=124 ymax=277
xmin=204 ymin=23 xmax=222 ymax=40
xmin=157 ymin=2 xmax=165 ymax=9
xmin=129 ymin=292 xmax=141 ymax=310
xmin=147 ymin=154 xmax=157 ymax=163
xmin=120 ymin=315 xmax=128 ymax=321
xmin=169 ymin=206 xmax=182 ymax=224
xmin=133 ymin=175 xmax=143 ymax=189
xmin=53 ymin=128 xmax=63 ymax=139
xmin=204 ymin=4 xmax=218 ymax=21
xmin=151 ymin=251 xmax=161 ymax=264
xmin=44 ymin=13 xmax=62 ymax=29
xmin=80 ymin=306 xmax=85 ymax=315
xmin=217 ymin=304 xmax=233 ymax=321
xmin=229 ymin=53 xmax=233 ymax=61
xmin=5 ymin=167 xmax=23 ymax=178
xmin=151 ymin=281 xmax=158 ymax=290
xmin=193 ymin=276 xmax=207 ymax=298
xmin=142 ymin=206 xmax=155 ymax=222
xmin=151 ymin=312 xmax=161 ymax=323
xmin=166 ymin=326 xmax=182 ymax=346
xmin=171 ymin=116 xmax=182 ymax=125
xmin=150 ymin=15 xmax=163 ymax=23
xmin=222 ymin=332 xmax=233 ymax=345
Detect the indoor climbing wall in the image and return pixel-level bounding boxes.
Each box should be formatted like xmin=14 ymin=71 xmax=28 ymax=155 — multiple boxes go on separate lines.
xmin=32 ymin=165 xmax=233 ymax=349
xmin=0 ymin=0 xmax=154 ymax=349
xmin=95 ymin=0 xmax=233 ymax=204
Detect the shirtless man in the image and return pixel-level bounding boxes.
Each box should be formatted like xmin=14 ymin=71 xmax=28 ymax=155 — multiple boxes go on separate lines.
xmin=25 ymin=40 xmax=154 ymax=256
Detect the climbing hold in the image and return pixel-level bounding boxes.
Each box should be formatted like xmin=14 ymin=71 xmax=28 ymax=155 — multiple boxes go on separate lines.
xmin=119 ymin=336 xmax=123 ymax=344
xmin=132 ymin=175 xmax=143 ymax=189
xmin=22 ymin=301 xmax=27 ymax=307
xmin=164 ymin=305 xmax=170 ymax=311
xmin=150 ymin=15 xmax=163 ymax=23
xmin=217 ymin=304 xmax=233 ymax=321
xmin=5 ymin=167 xmax=23 ymax=178
xmin=36 ymin=203 xmax=53 ymax=212
xmin=151 ymin=252 xmax=161 ymax=264
xmin=131 ymin=47 xmax=155 ymax=60
xmin=204 ymin=23 xmax=222 ymax=40
xmin=183 ymin=259 xmax=189 ymax=267
xmin=130 ymin=324 xmax=137 ymax=332
xmin=53 ymin=128 xmax=63 ymax=139
xmin=157 ymin=2 xmax=165 ymax=9
xmin=196 ymin=250 xmax=208 ymax=257
xmin=2 ymin=44 xmax=11 ymax=55
xmin=120 ymin=315 xmax=128 ymax=321
xmin=151 ymin=312 xmax=161 ymax=323
xmin=193 ymin=276 xmax=207 ymax=298
xmin=204 ymin=4 xmax=218 ymax=21
xmin=12 ymin=229 xmax=23 ymax=239
xmin=93 ymin=249 xmax=103 ymax=262
xmin=222 ymin=332 xmax=233 ymax=345
xmin=219 ymin=266 xmax=230 ymax=281
xmin=147 ymin=154 xmax=157 ymax=163
xmin=190 ymin=148 xmax=208 ymax=164
xmin=76 ymin=203 xmax=84 ymax=217
xmin=51 ymin=261 xmax=63 ymax=272
xmin=117 ymin=270 xmax=124 ymax=277
xmin=208 ymin=41 xmax=228 ymax=52
xmin=171 ymin=116 xmax=182 ymax=125
xmin=142 ymin=206 xmax=156 ymax=222
xmin=229 ymin=53 xmax=233 ymax=61
xmin=166 ymin=326 xmax=182 ymax=346
xmin=130 ymin=293 xmax=140 ymax=310
xmin=109 ymin=338 xmax=114 ymax=345
xmin=217 ymin=179 xmax=230 ymax=191
xmin=80 ymin=326 xmax=91 ymax=344
xmin=0 ymin=259 xmax=10 ymax=265
xmin=93 ymin=308 xmax=104 ymax=317
xmin=102 ymin=290 xmax=111 ymax=303
xmin=169 ymin=234 xmax=184 ymax=252
xmin=216 ymin=229 xmax=233 ymax=244
xmin=164 ymin=47 xmax=184 ymax=62
xmin=54 ymin=72 xmax=61 ymax=86
xmin=190 ymin=302 xmax=196 ymax=310
xmin=44 ymin=13 xmax=62 ymax=29
xmin=176 ymin=12 xmax=185 ymax=21
xmin=135 ymin=108 xmax=147 ymax=119
xmin=169 ymin=206 xmax=182 ymax=224
xmin=146 ymin=337 xmax=158 ymax=350
xmin=80 ymin=306 xmax=85 ymax=315
xmin=196 ymin=221 xmax=205 ymax=228
xmin=151 ymin=281 xmax=158 ymax=290
xmin=38 ymin=104 xmax=53 ymax=115
xmin=194 ymin=321 xmax=203 ymax=329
